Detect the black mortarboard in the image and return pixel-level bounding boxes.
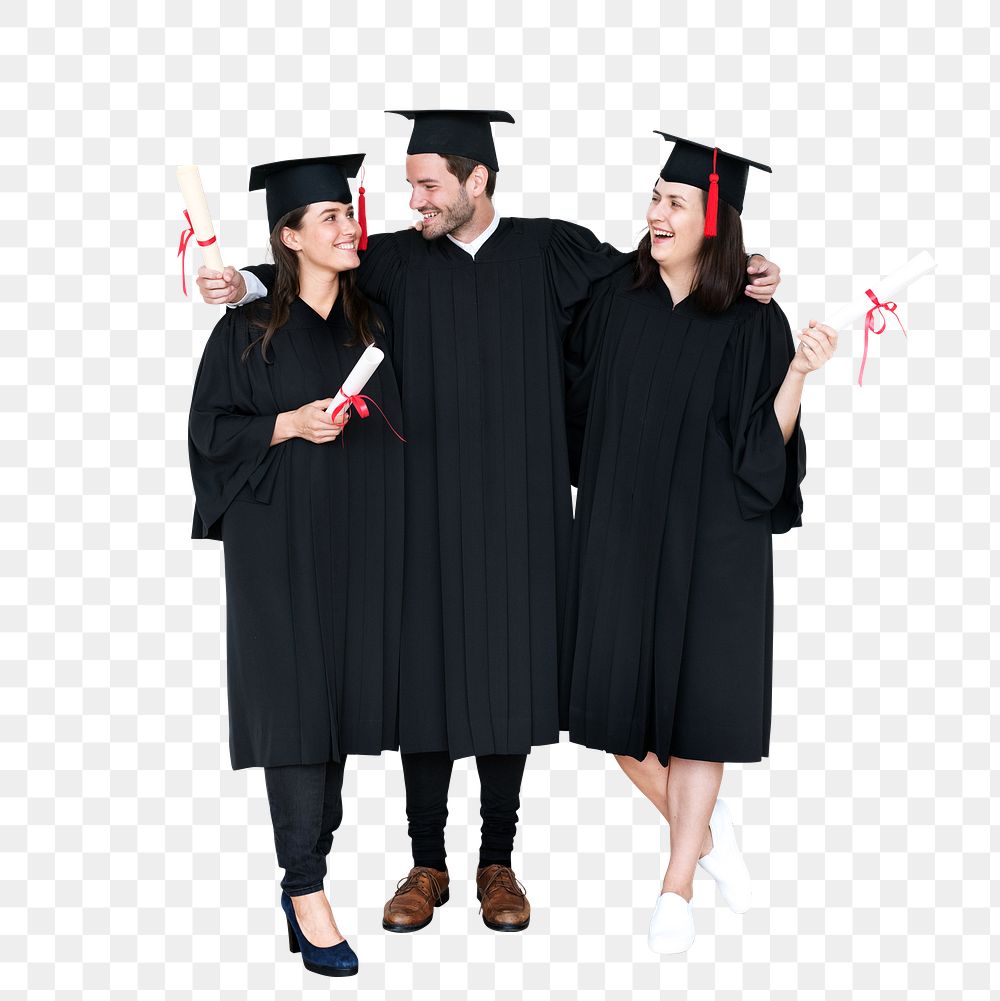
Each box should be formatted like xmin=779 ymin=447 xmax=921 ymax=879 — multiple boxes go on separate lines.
xmin=248 ymin=154 xmax=367 ymax=246
xmin=654 ymin=132 xmax=771 ymax=237
xmin=385 ymin=110 xmax=515 ymax=172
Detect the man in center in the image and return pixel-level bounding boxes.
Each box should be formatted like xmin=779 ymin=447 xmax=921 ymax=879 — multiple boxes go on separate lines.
xmin=199 ymin=110 xmax=781 ymax=933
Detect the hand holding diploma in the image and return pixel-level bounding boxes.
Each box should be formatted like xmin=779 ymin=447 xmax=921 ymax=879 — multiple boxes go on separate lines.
xmin=774 ymin=319 xmax=840 ymax=444
xmin=176 ymin=165 xmax=225 ymax=296
xmin=326 ymin=343 xmax=385 ymax=418
xmin=791 ymin=320 xmax=839 ymax=377
xmin=326 ymin=344 xmax=406 ymax=442
xmin=197 ymin=265 xmax=247 ymax=305
xmin=272 ymin=400 xmax=350 ymax=446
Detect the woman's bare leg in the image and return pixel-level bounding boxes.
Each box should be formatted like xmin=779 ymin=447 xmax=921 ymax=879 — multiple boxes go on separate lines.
xmin=614 ymin=752 xmax=713 ymax=856
xmin=660 ymin=756 xmax=723 ymax=900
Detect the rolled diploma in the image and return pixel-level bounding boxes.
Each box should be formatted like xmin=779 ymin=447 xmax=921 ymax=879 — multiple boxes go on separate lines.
xmin=325 ymin=344 xmax=385 ymax=416
xmin=826 ymin=251 xmax=936 ymax=330
xmin=175 ymin=165 xmax=225 ymax=272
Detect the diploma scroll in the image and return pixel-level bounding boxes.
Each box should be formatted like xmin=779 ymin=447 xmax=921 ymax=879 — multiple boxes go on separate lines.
xmin=824 ymin=251 xmax=935 ymax=386
xmin=827 ymin=251 xmax=936 ymax=330
xmin=325 ymin=344 xmax=385 ymax=417
xmin=176 ymin=165 xmax=224 ymax=294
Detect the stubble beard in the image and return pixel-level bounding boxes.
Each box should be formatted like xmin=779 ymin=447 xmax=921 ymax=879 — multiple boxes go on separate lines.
xmin=422 ymin=186 xmax=475 ymax=241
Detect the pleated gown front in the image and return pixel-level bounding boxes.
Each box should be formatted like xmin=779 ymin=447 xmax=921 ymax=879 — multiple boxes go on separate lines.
xmin=562 ymin=269 xmax=806 ymax=764
xmin=250 ymin=220 xmax=626 ymax=758
xmin=188 ymin=297 xmax=405 ymax=769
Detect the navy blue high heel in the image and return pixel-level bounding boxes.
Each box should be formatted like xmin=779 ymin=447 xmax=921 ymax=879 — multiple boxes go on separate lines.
xmin=280 ymin=892 xmax=359 ymax=977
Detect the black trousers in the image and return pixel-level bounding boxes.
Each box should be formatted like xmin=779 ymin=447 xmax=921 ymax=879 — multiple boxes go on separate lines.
xmin=263 ymin=759 xmax=347 ymax=896
xmin=401 ymin=751 xmax=526 ymax=872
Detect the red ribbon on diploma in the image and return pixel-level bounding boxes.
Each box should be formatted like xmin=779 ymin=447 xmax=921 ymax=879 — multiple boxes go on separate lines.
xmin=177 ymin=209 xmax=218 ymax=297
xmin=331 ymin=390 xmax=406 ymax=443
xmin=858 ymin=288 xmax=907 ymax=387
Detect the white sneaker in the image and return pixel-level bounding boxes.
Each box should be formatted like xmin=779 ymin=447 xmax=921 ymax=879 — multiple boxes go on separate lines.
xmin=647 ymin=891 xmax=695 ymax=954
xmin=697 ymin=798 xmax=752 ymax=913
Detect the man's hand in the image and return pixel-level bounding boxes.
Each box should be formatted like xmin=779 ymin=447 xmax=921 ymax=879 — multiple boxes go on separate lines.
xmin=745 ymin=255 xmax=780 ymax=304
xmin=197 ymin=265 xmax=247 ymax=306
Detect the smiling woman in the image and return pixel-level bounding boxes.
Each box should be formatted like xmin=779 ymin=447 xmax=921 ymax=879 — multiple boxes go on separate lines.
xmin=243 ymin=155 xmax=379 ymax=364
xmin=562 ymin=132 xmax=837 ymax=956
xmin=188 ymin=154 xmax=405 ymax=978
xmin=245 ymin=199 xmax=377 ymax=364
xmin=636 ymin=178 xmax=748 ymax=313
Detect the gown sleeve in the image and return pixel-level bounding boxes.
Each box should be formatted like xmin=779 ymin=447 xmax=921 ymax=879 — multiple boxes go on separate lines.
xmin=243 ymin=262 xmax=276 ymax=294
xmin=356 ymin=232 xmax=406 ymax=315
xmin=243 ymin=230 xmax=403 ymax=303
xmin=543 ymin=220 xmax=628 ymax=332
xmin=722 ymin=300 xmax=806 ymax=533
xmin=188 ymin=308 xmax=281 ymax=540
xmin=563 ymin=272 xmax=620 ymax=487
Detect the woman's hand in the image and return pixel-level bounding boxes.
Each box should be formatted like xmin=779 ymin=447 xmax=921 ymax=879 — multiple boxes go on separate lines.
xmin=271 ymin=400 xmax=350 ymax=445
xmin=774 ymin=320 xmax=838 ymax=443
xmin=790 ymin=320 xmax=838 ymax=377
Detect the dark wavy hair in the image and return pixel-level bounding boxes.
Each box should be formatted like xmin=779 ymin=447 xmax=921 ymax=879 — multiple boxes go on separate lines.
xmin=632 ymin=187 xmax=747 ymax=314
xmin=242 ymin=204 xmax=383 ymax=363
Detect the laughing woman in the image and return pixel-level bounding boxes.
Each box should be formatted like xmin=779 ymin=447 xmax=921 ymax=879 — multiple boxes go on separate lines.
xmin=562 ymin=134 xmax=836 ymax=954
xmin=188 ymin=155 xmax=404 ymax=977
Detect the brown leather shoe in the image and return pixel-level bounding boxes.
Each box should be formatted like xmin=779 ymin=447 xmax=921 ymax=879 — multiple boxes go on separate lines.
xmin=382 ymin=866 xmax=450 ymax=932
xmin=476 ymin=864 xmax=530 ymax=932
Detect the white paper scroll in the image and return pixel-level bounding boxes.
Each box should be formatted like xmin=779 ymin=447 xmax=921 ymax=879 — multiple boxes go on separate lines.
xmin=827 ymin=251 xmax=936 ymax=330
xmin=325 ymin=344 xmax=385 ymax=416
xmin=824 ymin=251 xmax=936 ymax=385
xmin=175 ymin=164 xmax=225 ymax=272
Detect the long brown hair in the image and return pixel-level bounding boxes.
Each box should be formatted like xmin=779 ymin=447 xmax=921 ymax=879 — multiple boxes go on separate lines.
xmin=242 ymin=204 xmax=383 ymax=363
xmin=631 ymin=188 xmax=747 ymax=314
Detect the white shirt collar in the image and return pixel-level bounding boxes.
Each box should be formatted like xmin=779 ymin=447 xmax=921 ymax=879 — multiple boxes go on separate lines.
xmin=446 ymin=209 xmax=500 ymax=260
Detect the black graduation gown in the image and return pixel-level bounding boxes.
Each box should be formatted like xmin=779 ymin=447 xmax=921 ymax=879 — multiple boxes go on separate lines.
xmin=562 ymin=267 xmax=806 ymax=765
xmin=248 ymin=218 xmax=624 ymax=759
xmin=188 ymin=297 xmax=404 ymax=769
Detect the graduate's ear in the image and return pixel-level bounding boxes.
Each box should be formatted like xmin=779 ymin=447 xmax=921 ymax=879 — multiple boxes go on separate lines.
xmin=467 ymin=164 xmax=489 ymax=198
xmin=279 ymin=226 xmax=301 ymax=252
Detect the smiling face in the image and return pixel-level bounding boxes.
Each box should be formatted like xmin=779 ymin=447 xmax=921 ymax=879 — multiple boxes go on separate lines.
xmin=405 ymin=153 xmax=476 ymax=240
xmin=646 ymin=178 xmax=705 ymax=273
xmin=281 ymin=200 xmax=361 ymax=272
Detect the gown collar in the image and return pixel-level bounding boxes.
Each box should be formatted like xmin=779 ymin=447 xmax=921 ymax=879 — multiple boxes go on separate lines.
xmin=656 ymin=278 xmax=699 ymax=316
xmin=446 ymin=209 xmax=501 ymax=259
xmin=291 ymin=291 xmax=346 ymax=326
xmin=653 ymin=279 xmax=748 ymax=323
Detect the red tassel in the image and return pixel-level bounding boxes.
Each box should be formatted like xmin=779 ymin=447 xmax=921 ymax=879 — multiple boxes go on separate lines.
xmin=704 ymin=147 xmax=719 ymax=238
xmin=357 ymin=184 xmax=368 ymax=251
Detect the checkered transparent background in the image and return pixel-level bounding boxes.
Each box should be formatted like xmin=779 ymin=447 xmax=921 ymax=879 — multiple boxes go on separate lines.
xmin=2 ymin=0 xmax=996 ymax=997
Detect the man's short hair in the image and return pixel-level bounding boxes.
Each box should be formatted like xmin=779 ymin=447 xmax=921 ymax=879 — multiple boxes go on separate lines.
xmin=442 ymin=154 xmax=497 ymax=198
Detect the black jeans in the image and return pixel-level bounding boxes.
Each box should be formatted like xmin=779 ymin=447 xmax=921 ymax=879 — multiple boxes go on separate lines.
xmin=263 ymin=759 xmax=347 ymax=896
xmin=401 ymin=751 xmax=526 ymax=872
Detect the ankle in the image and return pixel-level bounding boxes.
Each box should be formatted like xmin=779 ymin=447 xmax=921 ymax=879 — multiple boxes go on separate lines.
xmin=413 ymin=861 xmax=447 ymax=874
xmin=291 ymin=890 xmax=328 ymax=914
xmin=699 ymin=830 xmax=714 ymax=859
xmin=661 ymin=881 xmax=693 ymax=902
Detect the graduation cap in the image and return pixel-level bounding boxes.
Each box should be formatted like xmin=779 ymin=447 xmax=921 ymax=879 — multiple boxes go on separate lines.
xmin=654 ymin=132 xmax=771 ymax=238
xmin=248 ymin=153 xmax=368 ymax=249
xmin=385 ymin=110 xmax=515 ymax=172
